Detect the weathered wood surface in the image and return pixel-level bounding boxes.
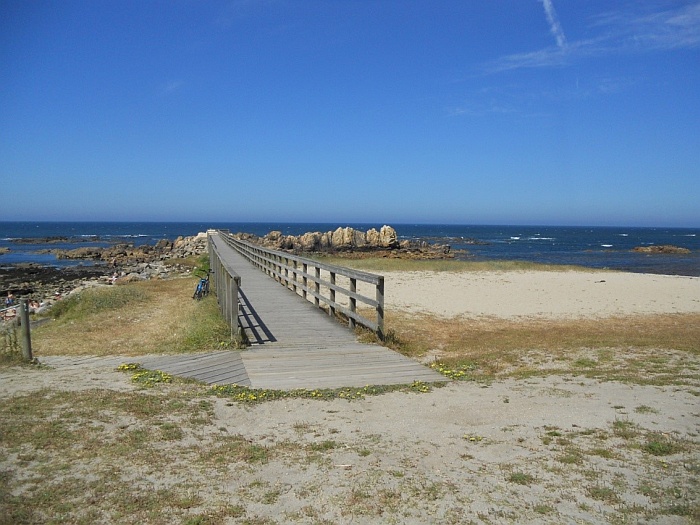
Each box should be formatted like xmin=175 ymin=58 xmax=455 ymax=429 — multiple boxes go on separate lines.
xmin=40 ymin=234 xmax=445 ymax=390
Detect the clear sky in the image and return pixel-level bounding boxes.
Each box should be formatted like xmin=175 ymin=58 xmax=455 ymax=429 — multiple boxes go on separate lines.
xmin=1 ymin=1 xmax=699 ymax=227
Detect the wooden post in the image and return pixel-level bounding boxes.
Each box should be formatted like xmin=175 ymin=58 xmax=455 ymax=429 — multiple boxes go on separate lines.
xmin=231 ymin=275 xmax=239 ymax=342
xmin=349 ymin=277 xmax=357 ymax=330
xmin=292 ymin=260 xmax=297 ymax=294
xmin=376 ymin=277 xmax=385 ymax=341
xmin=302 ymin=262 xmax=308 ymax=300
xmin=19 ymin=299 xmax=32 ymax=361
xmin=329 ymin=272 xmax=336 ymax=317
xmin=314 ymin=267 xmax=320 ymax=307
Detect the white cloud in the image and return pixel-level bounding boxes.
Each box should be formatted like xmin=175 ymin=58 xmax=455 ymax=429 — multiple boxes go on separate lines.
xmin=487 ymin=2 xmax=700 ymax=73
xmin=541 ymin=0 xmax=567 ymax=49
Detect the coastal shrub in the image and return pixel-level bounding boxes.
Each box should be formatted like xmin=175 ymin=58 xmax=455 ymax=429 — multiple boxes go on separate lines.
xmin=49 ymin=286 xmax=148 ymax=321
xmin=1 ymin=320 xmax=20 ymax=358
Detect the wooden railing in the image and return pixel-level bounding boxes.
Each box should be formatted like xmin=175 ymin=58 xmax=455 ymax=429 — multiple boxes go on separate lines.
xmin=217 ymin=231 xmax=385 ymax=341
xmin=207 ymin=231 xmax=243 ymax=342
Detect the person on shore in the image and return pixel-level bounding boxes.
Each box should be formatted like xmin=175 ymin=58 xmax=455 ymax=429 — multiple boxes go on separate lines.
xmin=5 ymin=292 xmax=14 ymax=307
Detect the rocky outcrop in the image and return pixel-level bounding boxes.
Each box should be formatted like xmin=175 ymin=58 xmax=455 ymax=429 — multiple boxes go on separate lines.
xmin=246 ymin=225 xmax=403 ymax=252
xmin=48 ymin=232 xmax=208 ymax=265
xmin=632 ymin=245 xmax=691 ymax=254
xmin=234 ymin=225 xmax=455 ymax=260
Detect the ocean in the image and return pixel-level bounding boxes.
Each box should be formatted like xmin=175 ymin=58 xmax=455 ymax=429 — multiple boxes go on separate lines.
xmin=1 ymin=222 xmax=698 ymax=276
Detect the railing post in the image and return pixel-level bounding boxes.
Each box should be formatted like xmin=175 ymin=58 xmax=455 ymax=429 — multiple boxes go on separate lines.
xmin=314 ymin=267 xmax=320 ymax=307
xmin=292 ymin=260 xmax=297 ymax=294
xmin=349 ymin=277 xmax=356 ymax=330
xmin=329 ymin=271 xmax=336 ymax=317
xmin=231 ymin=276 xmax=240 ymax=342
xmin=376 ymin=277 xmax=385 ymax=341
xmin=302 ymin=262 xmax=308 ymax=300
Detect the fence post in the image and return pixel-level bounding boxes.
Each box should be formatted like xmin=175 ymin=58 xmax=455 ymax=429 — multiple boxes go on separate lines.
xmin=302 ymin=262 xmax=308 ymax=300
xmin=329 ymin=272 xmax=336 ymax=317
xmin=232 ymin=277 xmax=242 ymax=343
xmin=376 ymin=277 xmax=385 ymax=341
xmin=19 ymin=299 xmax=32 ymax=361
xmin=349 ymin=278 xmax=357 ymax=330
xmin=314 ymin=267 xmax=320 ymax=307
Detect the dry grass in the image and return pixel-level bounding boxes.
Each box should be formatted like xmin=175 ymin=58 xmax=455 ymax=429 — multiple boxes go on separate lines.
xmin=315 ymin=255 xmax=597 ymax=273
xmin=31 ymin=277 xmax=232 ymax=357
xmin=373 ymin=311 xmax=700 ymax=385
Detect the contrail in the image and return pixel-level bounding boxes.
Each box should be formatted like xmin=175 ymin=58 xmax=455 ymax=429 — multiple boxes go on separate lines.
xmin=541 ymin=0 xmax=567 ymax=49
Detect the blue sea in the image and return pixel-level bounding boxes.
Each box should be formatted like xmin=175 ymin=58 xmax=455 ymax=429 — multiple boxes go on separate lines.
xmin=0 ymin=222 xmax=698 ymax=276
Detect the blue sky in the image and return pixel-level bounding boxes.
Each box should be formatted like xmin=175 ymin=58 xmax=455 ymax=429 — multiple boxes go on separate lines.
xmin=1 ymin=1 xmax=699 ymax=227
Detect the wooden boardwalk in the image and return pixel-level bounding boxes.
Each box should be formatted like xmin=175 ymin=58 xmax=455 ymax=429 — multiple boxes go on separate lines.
xmin=41 ymin=234 xmax=445 ymax=390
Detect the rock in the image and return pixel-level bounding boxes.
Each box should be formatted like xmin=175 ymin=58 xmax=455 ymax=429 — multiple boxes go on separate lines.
xmin=0 ymin=247 xmax=9 ymax=255
xmin=366 ymin=228 xmax=380 ymax=246
xmin=115 ymin=273 xmax=145 ymax=285
xmin=299 ymin=232 xmax=322 ymax=251
xmin=379 ymin=225 xmax=399 ymax=248
xmin=632 ymin=245 xmax=691 ymax=254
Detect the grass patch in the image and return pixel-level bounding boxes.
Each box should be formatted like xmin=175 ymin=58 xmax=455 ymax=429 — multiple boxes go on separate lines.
xmin=315 ymin=255 xmax=595 ymax=274
xmin=209 ymin=380 xmax=438 ymax=404
xmin=382 ymin=311 xmax=700 ymax=385
xmin=48 ymin=285 xmax=148 ymax=321
xmin=507 ymin=472 xmax=535 ymax=485
xmin=634 ymin=404 xmax=659 ymax=414
xmin=613 ymin=420 xmax=640 ymax=440
xmin=642 ymin=434 xmax=685 ymax=456
xmin=31 ymin=277 xmax=234 ymax=357
xmin=587 ymin=484 xmax=620 ymax=504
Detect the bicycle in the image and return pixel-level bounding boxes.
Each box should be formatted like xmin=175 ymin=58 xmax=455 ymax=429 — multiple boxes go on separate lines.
xmin=192 ymin=268 xmax=212 ymax=300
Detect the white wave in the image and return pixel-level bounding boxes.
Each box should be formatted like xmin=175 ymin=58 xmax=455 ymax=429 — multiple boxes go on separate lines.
xmin=618 ymin=233 xmax=628 ymax=237
xmin=601 ymin=244 xmax=613 ymax=248
xmin=510 ymin=236 xmax=520 ymax=240
xmin=527 ymin=237 xmax=554 ymax=241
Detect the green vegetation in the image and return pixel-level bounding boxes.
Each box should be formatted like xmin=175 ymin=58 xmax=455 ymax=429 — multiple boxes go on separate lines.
xmin=507 ymin=472 xmax=535 ymax=485
xmin=47 ymin=285 xmax=148 ymax=321
xmin=27 ymin=275 xmax=235 ymax=358
xmin=207 ymin=380 xmax=437 ymax=404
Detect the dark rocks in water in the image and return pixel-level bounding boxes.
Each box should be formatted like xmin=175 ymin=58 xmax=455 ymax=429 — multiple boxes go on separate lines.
xmin=0 ymin=233 xmax=209 ymax=307
xmin=0 ymin=247 xmax=9 ymax=255
xmin=632 ymin=245 xmax=691 ymax=254
xmin=10 ymin=235 xmax=113 ymax=245
xmin=0 ymin=264 xmax=108 ymax=298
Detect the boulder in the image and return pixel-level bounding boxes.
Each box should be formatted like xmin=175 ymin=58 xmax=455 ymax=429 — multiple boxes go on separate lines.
xmin=299 ymin=232 xmax=322 ymax=251
xmin=366 ymin=228 xmax=380 ymax=246
xmin=379 ymin=225 xmax=399 ymax=248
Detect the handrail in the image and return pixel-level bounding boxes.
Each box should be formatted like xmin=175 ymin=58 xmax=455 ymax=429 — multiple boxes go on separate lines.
xmin=207 ymin=231 xmax=243 ymax=342
xmin=217 ymin=231 xmax=384 ymax=341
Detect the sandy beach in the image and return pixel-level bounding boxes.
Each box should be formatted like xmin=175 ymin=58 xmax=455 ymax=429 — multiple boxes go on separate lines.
xmin=382 ymin=270 xmax=700 ymax=319
xmin=1 ymin=269 xmax=698 ymax=524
